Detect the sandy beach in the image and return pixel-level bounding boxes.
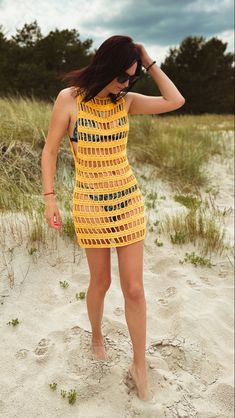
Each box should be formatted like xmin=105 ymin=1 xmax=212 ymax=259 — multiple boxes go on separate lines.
xmin=0 ymin=145 xmax=234 ymax=418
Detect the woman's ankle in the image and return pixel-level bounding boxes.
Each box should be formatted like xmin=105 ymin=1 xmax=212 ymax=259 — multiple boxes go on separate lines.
xmin=133 ymin=359 xmax=147 ymax=370
xmin=92 ymin=334 xmax=104 ymax=345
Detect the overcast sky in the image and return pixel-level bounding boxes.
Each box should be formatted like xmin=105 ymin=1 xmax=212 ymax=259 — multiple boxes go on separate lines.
xmin=0 ymin=0 xmax=234 ymax=64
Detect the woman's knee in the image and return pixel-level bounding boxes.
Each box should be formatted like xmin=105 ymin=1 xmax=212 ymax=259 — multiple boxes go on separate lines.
xmin=89 ymin=275 xmax=111 ymax=293
xmin=122 ymin=282 xmax=145 ymax=301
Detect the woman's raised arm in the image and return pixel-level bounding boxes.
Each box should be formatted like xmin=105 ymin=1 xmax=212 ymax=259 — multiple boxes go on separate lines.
xmin=128 ymin=43 xmax=185 ymax=115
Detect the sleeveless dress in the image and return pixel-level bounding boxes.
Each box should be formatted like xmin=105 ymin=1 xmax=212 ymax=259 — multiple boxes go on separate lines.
xmin=68 ymin=90 xmax=147 ymax=248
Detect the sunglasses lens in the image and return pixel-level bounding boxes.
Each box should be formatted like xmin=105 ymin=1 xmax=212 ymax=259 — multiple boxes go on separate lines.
xmin=117 ymin=74 xmax=128 ymax=83
xmin=117 ymin=74 xmax=139 ymax=84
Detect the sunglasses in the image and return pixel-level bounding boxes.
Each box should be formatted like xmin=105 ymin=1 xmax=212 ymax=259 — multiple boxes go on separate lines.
xmin=116 ymin=73 xmax=139 ymax=84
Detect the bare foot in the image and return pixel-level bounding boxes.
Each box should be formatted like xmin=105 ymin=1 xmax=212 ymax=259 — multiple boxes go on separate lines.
xmin=91 ymin=337 xmax=109 ymax=361
xmin=128 ymin=362 xmax=149 ymax=401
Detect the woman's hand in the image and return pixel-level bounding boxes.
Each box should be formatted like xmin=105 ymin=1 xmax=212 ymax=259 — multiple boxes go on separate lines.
xmin=44 ymin=197 xmax=62 ymax=229
xmin=134 ymin=43 xmax=153 ymax=69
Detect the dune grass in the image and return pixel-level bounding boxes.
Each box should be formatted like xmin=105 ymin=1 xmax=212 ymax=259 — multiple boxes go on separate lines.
xmin=161 ymin=203 xmax=230 ymax=256
xmin=0 ymin=95 xmax=233 ymax=255
xmin=128 ymin=113 xmax=233 ymax=192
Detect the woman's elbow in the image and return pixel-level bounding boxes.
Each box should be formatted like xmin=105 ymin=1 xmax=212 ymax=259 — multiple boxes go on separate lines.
xmin=41 ymin=141 xmax=58 ymax=157
xmin=174 ymin=97 xmax=186 ymax=109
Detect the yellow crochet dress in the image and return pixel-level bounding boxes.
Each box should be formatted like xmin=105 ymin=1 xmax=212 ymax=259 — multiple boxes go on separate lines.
xmin=68 ymin=89 xmax=147 ymax=248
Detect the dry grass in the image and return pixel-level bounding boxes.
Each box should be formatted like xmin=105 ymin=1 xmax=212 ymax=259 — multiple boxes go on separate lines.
xmin=0 ymin=95 xmax=233 ymax=255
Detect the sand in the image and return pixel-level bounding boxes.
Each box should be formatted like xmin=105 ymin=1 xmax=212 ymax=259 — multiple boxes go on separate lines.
xmin=0 ymin=149 xmax=234 ymax=418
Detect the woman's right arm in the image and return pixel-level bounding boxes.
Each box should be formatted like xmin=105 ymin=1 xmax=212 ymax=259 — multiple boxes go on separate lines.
xmin=41 ymin=89 xmax=71 ymax=229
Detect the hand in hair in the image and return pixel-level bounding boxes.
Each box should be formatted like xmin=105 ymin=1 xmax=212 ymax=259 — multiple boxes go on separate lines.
xmin=134 ymin=43 xmax=153 ymax=69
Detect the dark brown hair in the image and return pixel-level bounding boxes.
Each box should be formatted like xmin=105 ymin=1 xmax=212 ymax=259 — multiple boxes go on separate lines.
xmin=61 ymin=35 xmax=141 ymax=103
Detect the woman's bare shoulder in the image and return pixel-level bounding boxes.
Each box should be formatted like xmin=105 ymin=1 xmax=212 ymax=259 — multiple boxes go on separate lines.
xmin=123 ymin=92 xmax=132 ymax=113
xmin=57 ymin=86 xmax=78 ymax=101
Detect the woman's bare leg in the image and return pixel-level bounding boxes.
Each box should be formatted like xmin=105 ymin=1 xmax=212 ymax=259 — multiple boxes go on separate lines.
xmin=85 ymin=247 xmax=111 ymax=360
xmin=116 ymin=239 xmax=148 ymax=400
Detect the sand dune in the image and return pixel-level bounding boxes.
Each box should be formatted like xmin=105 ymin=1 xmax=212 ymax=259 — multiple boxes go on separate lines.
xmin=0 ymin=151 xmax=234 ymax=417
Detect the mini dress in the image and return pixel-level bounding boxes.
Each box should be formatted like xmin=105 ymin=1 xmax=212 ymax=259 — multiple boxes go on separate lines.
xmin=68 ymin=89 xmax=147 ymax=248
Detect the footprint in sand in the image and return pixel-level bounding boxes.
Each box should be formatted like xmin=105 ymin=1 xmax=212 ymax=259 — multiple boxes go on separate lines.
xmin=219 ymin=270 xmax=228 ymax=278
xmin=63 ymin=325 xmax=83 ymax=343
xmin=157 ymin=286 xmax=177 ymax=305
xmin=186 ymin=279 xmax=201 ymax=290
xmin=15 ymin=348 xmax=29 ymax=359
xmin=147 ymin=335 xmax=222 ymax=388
xmin=199 ymin=276 xmax=213 ymax=286
xmin=123 ymin=359 xmax=193 ymax=407
xmin=165 ymin=286 xmax=177 ymax=297
xmin=33 ymin=338 xmax=54 ymax=361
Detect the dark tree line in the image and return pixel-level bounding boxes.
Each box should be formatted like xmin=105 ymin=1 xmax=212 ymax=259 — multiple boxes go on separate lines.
xmin=0 ymin=21 xmax=234 ymax=114
xmin=0 ymin=21 xmax=93 ymax=99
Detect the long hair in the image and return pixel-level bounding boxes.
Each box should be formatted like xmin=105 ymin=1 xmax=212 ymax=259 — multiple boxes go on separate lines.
xmin=61 ymin=35 xmax=141 ymax=103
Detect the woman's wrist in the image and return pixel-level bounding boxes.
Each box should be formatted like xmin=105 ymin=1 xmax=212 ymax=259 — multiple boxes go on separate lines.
xmin=142 ymin=56 xmax=154 ymax=69
xmin=143 ymin=60 xmax=152 ymax=69
xmin=44 ymin=193 xmax=56 ymax=203
xmin=143 ymin=59 xmax=157 ymax=71
xmin=146 ymin=61 xmax=157 ymax=71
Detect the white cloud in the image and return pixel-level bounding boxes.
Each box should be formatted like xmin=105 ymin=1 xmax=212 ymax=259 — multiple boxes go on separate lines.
xmin=0 ymin=0 xmax=233 ymax=65
xmin=186 ymin=0 xmax=232 ymax=12
xmin=213 ymin=29 xmax=234 ymax=53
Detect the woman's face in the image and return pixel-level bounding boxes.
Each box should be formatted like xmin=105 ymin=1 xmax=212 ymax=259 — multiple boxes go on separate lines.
xmin=98 ymin=61 xmax=138 ymax=97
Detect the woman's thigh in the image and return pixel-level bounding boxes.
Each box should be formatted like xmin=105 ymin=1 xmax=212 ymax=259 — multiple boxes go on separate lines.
xmin=85 ymin=248 xmax=112 ymax=288
xmin=116 ymin=240 xmax=144 ymax=294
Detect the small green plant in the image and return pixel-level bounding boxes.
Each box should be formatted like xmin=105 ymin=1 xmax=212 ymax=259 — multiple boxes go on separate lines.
xmin=146 ymin=191 xmax=158 ymax=209
xmin=61 ymin=389 xmax=67 ymax=398
xmin=173 ymin=194 xmax=201 ymax=210
xmin=179 ymin=251 xmax=214 ymax=267
xmin=76 ymin=291 xmax=86 ymax=300
xmin=49 ymin=382 xmax=57 ymax=391
xmin=149 ymin=219 xmax=160 ymax=233
xmin=67 ymin=389 xmax=77 ymax=405
xmin=62 ymin=216 xmax=75 ymax=238
xmin=154 ymin=238 xmax=163 ymax=247
xmin=7 ymin=318 xmax=20 ymax=326
xmin=60 ymin=388 xmax=77 ymax=404
xmin=170 ymin=231 xmax=187 ymax=244
xmin=60 ymin=280 xmax=69 ymax=288
xmin=28 ymin=247 xmax=37 ymax=255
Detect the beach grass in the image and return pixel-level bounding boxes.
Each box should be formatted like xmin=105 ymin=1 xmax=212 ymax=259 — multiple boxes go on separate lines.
xmin=0 ymin=95 xmax=233 ymax=256
xmin=128 ymin=113 xmax=233 ymax=192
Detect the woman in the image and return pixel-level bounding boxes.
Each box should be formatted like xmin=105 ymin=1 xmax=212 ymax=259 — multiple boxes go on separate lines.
xmin=41 ymin=35 xmax=185 ymax=401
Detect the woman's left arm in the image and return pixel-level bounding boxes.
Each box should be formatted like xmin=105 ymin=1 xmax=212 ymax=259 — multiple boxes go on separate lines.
xmin=128 ymin=44 xmax=185 ymax=114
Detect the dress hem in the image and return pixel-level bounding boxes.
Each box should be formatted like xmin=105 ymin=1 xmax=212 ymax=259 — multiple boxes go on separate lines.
xmin=77 ymin=233 xmax=146 ymax=249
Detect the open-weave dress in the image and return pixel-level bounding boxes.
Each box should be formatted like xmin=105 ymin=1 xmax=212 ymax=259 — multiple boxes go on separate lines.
xmin=68 ymin=90 xmax=147 ymax=248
